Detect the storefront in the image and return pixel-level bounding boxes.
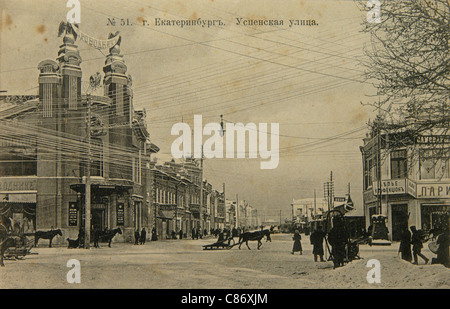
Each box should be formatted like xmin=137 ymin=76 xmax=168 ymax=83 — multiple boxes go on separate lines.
xmin=0 ymin=178 xmax=37 ymax=234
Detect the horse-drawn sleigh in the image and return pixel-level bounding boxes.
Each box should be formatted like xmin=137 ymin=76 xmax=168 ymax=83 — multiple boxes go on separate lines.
xmin=1 ymin=215 xmax=37 ymax=266
xmin=202 ymin=237 xmax=235 ymax=250
xmin=202 ymin=229 xmax=272 ymax=250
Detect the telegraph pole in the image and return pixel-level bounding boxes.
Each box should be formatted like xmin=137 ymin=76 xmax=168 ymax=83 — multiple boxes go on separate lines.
xmin=235 ymin=193 xmax=239 ymax=228
xmin=84 ymin=74 xmax=101 ymax=249
xmin=84 ymin=94 xmax=92 ymax=249
xmin=199 ymin=145 xmax=204 ymax=230
xmin=314 ymin=189 xmax=317 ymax=218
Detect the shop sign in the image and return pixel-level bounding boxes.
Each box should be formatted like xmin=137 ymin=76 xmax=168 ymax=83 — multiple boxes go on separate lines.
xmin=0 ymin=178 xmax=37 ymax=192
xmin=373 ymin=179 xmax=406 ymax=195
xmin=417 ymin=182 xmax=450 ymax=199
xmin=117 ymin=203 xmax=124 ymax=226
xmin=68 ymin=202 xmax=78 ymax=226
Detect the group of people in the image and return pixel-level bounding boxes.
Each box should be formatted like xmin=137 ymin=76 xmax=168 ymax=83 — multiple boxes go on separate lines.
xmin=292 ymin=218 xmax=349 ymax=269
xmin=399 ymin=225 xmax=449 ymax=267
xmin=292 ymin=226 xmax=327 ymax=262
xmin=134 ymin=228 xmax=147 ymax=245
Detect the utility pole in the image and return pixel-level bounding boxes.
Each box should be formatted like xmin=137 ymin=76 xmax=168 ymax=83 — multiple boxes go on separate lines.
xmin=83 ymin=74 xmax=101 ymax=249
xmin=314 ymin=189 xmax=317 ymax=218
xmin=84 ymin=94 xmax=92 ymax=249
xmin=377 ymin=105 xmax=382 ymax=216
xmin=199 ymin=145 xmax=204 ymax=230
xmin=235 ymin=193 xmax=239 ymax=228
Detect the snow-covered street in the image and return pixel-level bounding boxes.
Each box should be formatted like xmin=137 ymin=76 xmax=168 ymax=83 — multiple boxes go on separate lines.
xmin=0 ymin=233 xmax=448 ymax=289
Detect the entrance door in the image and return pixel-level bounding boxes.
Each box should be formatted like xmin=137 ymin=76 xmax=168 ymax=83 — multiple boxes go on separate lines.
xmin=92 ymin=209 xmax=105 ymax=231
xmin=391 ymin=204 xmax=408 ymax=241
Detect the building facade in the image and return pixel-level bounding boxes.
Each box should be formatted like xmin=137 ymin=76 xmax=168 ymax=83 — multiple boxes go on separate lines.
xmin=0 ymin=27 xmax=159 ymax=245
xmin=361 ymin=128 xmax=450 ymax=241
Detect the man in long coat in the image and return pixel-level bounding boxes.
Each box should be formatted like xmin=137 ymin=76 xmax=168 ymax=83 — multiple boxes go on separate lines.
xmin=310 ymin=226 xmax=326 ymax=262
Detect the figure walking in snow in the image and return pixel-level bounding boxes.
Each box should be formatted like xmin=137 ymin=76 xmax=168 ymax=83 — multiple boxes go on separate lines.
xmin=411 ymin=226 xmax=429 ymax=265
xmin=398 ymin=226 xmax=412 ymax=262
xmin=310 ymin=226 xmax=326 ymax=262
xmin=291 ymin=230 xmax=302 ymax=255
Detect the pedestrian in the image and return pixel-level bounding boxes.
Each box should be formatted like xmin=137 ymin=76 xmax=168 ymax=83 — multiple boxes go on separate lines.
xmin=151 ymin=226 xmax=158 ymax=241
xmin=140 ymin=228 xmax=146 ymax=245
xmin=411 ymin=226 xmax=429 ymax=265
xmin=134 ymin=229 xmax=140 ymax=245
xmin=310 ymin=226 xmax=326 ymax=262
xmin=179 ymin=229 xmax=183 ymax=240
xmin=433 ymin=229 xmax=449 ymax=268
xmin=328 ymin=217 xmax=348 ymax=268
xmin=398 ymin=226 xmax=412 ymax=262
xmin=171 ymin=230 xmax=177 ymax=239
xmin=291 ymin=230 xmax=302 ymax=255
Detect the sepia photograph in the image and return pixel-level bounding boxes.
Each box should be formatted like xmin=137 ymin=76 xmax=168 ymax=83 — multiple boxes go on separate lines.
xmin=0 ymin=0 xmax=449 ymax=296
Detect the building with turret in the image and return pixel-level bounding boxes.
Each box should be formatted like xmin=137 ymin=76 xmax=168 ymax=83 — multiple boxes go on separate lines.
xmin=0 ymin=24 xmax=159 ymax=245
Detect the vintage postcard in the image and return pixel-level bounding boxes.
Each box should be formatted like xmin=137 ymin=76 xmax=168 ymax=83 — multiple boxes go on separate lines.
xmin=0 ymin=0 xmax=448 ymax=294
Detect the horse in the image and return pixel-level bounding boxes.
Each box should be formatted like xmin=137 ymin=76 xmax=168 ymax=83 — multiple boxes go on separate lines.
xmin=93 ymin=228 xmax=122 ymax=248
xmin=35 ymin=229 xmax=63 ymax=248
xmin=0 ymin=215 xmax=14 ymax=267
xmin=238 ymin=229 xmax=271 ymax=250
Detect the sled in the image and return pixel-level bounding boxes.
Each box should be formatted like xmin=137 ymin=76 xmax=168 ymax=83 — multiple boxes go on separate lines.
xmin=202 ymin=240 xmax=235 ymax=250
xmin=4 ymin=237 xmax=36 ymax=260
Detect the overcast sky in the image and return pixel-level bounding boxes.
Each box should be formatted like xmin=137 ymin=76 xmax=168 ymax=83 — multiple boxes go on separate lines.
xmin=0 ymin=0 xmax=379 ymax=220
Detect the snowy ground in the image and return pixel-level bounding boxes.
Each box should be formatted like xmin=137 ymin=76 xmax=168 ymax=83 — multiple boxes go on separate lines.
xmin=0 ymin=233 xmax=448 ymax=289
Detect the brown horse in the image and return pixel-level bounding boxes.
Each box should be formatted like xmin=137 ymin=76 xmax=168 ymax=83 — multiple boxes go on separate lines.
xmin=35 ymin=229 xmax=63 ymax=248
xmin=238 ymin=229 xmax=271 ymax=250
xmin=0 ymin=215 xmax=14 ymax=267
xmin=93 ymin=228 xmax=122 ymax=248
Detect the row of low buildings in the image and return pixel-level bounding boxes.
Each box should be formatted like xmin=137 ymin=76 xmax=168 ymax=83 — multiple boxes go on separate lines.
xmin=0 ymin=26 xmax=247 ymax=245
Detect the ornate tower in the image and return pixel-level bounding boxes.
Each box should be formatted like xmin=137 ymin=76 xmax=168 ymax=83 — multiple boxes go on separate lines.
xmin=57 ymin=22 xmax=82 ymax=113
xmin=103 ymin=34 xmax=133 ymax=180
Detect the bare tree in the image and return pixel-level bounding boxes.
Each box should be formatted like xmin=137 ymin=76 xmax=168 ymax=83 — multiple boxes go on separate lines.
xmin=360 ymin=0 xmax=450 ymax=177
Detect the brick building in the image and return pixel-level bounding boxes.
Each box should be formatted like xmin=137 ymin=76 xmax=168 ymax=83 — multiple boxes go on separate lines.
xmin=0 ymin=26 xmax=159 ymax=245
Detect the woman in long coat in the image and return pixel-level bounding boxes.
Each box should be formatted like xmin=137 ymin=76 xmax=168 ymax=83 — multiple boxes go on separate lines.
xmin=291 ymin=230 xmax=302 ymax=255
xmin=398 ymin=226 xmax=412 ymax=262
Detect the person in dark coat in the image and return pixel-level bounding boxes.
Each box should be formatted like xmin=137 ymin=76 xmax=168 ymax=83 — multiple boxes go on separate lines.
xmin=151 ymin=227 xmax=158 ymax=241
xmin=310 ymin=226 xmax=326 ymax=262
xmin=291 ymin=230 xmax=302 ymax=255
xmin=328 ymin=217 xmax=348 ymax=268
xmin=134 ymin=229 xmax=140 ymax=245
xmin=434 ymin=230 xmax=450 ymax=268
xmin=398 ymin=226 xmax=412 ymax=262
xmin=411 ymin=226 xmax=429 ymax=265
xmin=179 ymin=229 xmax=183 ymax=240
xmin=140 ymin=228 xmax=146 ymax=245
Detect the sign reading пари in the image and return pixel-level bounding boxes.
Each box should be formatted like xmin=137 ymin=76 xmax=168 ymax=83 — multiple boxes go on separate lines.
xmin=417 ymin=182 xmax=450 ymax=199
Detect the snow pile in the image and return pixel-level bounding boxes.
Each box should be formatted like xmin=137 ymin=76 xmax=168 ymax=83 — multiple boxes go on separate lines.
xmin=305 ymin=255 xmax=449 ymax=289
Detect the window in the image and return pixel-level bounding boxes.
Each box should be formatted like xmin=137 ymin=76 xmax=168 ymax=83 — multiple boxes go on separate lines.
xmin=364 ymin=157 xmax=373 ymax=190
xmin=391 ymin=150 xmax=407 ymax=179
